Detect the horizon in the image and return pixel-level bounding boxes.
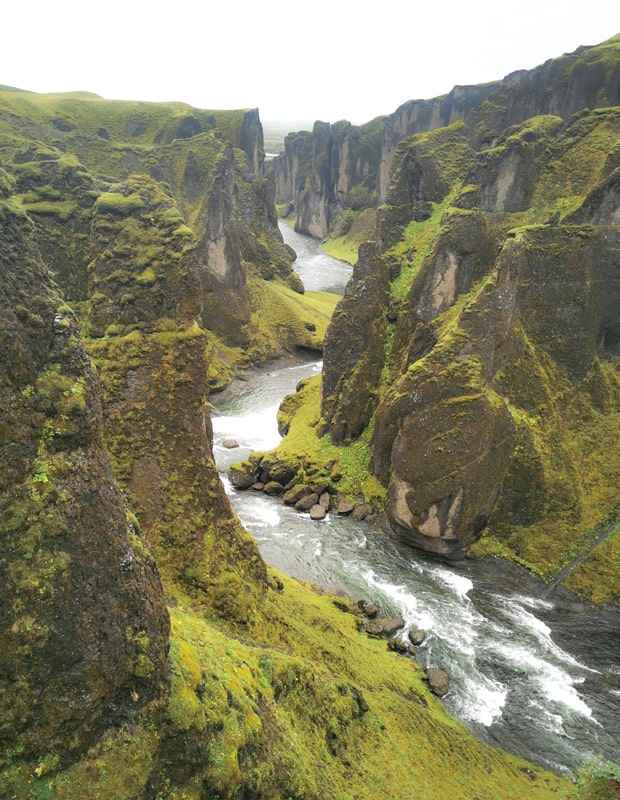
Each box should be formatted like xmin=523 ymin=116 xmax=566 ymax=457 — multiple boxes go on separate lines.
xmin=1 ymin=2 xmax=618 ymax=125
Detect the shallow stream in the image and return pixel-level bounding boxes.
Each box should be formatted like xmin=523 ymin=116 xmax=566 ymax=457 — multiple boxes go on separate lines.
xmin=211 ymin=223 xmax=619 ymax=774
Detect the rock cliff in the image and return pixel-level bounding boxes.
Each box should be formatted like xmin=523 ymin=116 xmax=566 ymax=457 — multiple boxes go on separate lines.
xmin=274 ymin=36 xmax=620 ymax=240
xmin=0 ymin=89 xmax=302 ymax=774
xmin=327 ymin=102 xmax=619 ymax=584
xmin=274 ymin=41 xmax=620 ymax=601
xmin=0 ymin=170 xmax=170 ymax=763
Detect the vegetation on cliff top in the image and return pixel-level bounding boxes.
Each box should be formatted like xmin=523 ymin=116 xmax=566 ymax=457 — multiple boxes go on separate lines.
xmin=1 ymin=47 xmax=619 ymax=800
xmin=271 ymin=96 xmax=620 ymax=604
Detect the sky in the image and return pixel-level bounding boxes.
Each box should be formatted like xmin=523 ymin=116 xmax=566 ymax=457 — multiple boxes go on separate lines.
xmin=1 ymin=1 xmax=618 ymax=125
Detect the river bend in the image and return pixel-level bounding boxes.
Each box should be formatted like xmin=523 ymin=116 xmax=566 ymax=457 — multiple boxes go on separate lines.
xmin=211 ymin=223 xmax=620 ymax=774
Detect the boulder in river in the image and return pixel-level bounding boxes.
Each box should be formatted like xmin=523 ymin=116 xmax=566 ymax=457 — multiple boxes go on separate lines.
xmin=310 ymin=504 xmax=327 ymax=520
xmin=336 ymin=497 xmax=355 ymax=515
xmin=361 ymin=617 xmax=405 ymax=638
xmin=351 ymin=503 xmax=372 ymax=520
xmin=408 ymin=628 xmax=427 ymax=646
xmin=263 ymin=480 xmax=285 ymax=495
xmin=228 ymin=461 xmax=258 ymax=488
xmin=222 ymin=438 xmax=240 ymax=449
xmin=426 ymin=668 xmax=449 ymax=697
xmin=388 ymin=636 xmax=409 ymax=653
xmin=357 ymin=599 xmax=378 ymax=618
xmin=283 ymin=484 xmax=312 ymax=505
xmin=295 ymin=492 xmax=319 ymax=511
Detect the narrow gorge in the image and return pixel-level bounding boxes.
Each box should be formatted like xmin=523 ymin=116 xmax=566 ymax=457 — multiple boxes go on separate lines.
xmin=0 ymin=33 xmax=618 ymax=800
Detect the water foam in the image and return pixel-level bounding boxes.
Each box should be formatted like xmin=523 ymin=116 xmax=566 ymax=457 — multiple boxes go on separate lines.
xmin=431 ymin=567 xmax=474 ymax=599
xmin=494 ymin=597 xmax=594 ymax=672
xmin=212 ymin=407 xmax=281 ymax=451
xmin=447 ymin=666 xmax=507 ymax=726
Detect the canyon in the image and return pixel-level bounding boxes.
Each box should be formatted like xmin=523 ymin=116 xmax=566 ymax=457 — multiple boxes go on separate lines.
xmin=0 ymin=33 xmax=618 ymax=799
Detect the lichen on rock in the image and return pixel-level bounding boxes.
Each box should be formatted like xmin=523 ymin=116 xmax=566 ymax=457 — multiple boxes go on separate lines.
xmin=0 ymin=172 xmax=169 ymax=764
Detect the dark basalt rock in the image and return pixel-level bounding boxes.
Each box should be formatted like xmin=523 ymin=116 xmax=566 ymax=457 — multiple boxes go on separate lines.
xmin=283 ymin=483 xmax=313 ymax=505
xmin=295 ymin=492 xmax=320 ymax=511
xmin=408 ymin=628 xmax=427 ymax=646
xmin=361 ymin=617 xmax=405 ymax=638
xmin=426 ymin=668 xmax=450 ymax=697
xmin=0 ymin=174 xmax=169 ymax=763
xmin=357 ymin=600 xmax=378 ymax=618
xmin=318 ymin=97 xmax=620 ymax=562
xmin=228 ymin=462 xmax=259 ymax=489
xmin=387 ymin=636 xmax=409 ymax=653
xmin=309 ymin=504 xmax=327 ymax=520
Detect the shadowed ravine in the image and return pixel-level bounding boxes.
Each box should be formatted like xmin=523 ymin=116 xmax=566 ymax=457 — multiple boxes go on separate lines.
xmin=212 ymin=224 xmax=620 ymax=775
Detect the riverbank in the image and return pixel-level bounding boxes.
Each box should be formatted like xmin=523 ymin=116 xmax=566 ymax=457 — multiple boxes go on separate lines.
xmin=213 ymin=365 xmax=620 ymax=775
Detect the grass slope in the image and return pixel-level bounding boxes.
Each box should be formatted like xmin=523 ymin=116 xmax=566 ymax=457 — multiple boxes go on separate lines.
xmin=1 ymin=574 xmax=569 ymax=800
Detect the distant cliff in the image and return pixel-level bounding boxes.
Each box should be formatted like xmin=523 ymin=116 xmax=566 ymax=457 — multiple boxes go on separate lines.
xmin=274 ymin=36 xmax=620 ymax=240
xmin=269 ymin=36 xmax=620 ymax=603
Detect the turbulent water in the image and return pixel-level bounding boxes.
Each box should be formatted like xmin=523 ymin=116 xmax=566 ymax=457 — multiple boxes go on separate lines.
xmin=211 ymin=224 xmax=620 ymax=775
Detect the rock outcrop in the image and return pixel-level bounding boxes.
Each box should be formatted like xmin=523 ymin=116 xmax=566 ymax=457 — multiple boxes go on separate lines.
xmin=272 ymin=40 xmax=620 ymax=601
xmin=0 ymin=87 xmax=280 ymax=765
xmin=320 ymin=101 xmax=620 ymax=563
xmin=274 ymin=36 xmax=620 ymax=240
xmin=0 ymin=171 xmax=170 ymax=762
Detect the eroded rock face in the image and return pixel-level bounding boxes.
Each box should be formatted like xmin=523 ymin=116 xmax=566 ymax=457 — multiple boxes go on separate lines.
xmin=0 ymin=173 xmax=169 ymax=762
xmin=321 ymin=100 xmax=620 ymax=556
xmin=274 ymin=36 xmax=619 ymax=239
xmin=320 ymin=242 xmax=390 ymax=443
xmin=84 ymin=173 xmax=268 ymax=609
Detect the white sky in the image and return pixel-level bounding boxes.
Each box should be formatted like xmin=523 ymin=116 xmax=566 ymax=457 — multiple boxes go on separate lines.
xmin=1 ymin=1 xmax=618 ymax=125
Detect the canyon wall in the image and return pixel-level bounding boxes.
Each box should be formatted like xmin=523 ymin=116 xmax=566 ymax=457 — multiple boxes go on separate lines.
xmin=274 ymin=36 xmax=620 ymax=240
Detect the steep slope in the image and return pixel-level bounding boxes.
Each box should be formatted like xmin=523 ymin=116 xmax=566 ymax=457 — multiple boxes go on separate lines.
xmin=274 ymin=35 xmax=620 ymax=240
xmin=0 ymin=88 xmax=327 ymax=379
xmin=0 ymin=170 xmax=170 ymax=764
xmin=269 ymin=68 xmax=620 ymax=602
xmin=0 ymin=89 xmax=333 ymax=607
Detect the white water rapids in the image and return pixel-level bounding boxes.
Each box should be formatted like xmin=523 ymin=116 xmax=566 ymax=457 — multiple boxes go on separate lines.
xmin=210 ymin=223 xmax=620 ymax=774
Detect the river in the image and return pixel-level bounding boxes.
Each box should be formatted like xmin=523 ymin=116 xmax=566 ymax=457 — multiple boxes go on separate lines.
xmin=211 ymin=222 xmax=620 ymax=775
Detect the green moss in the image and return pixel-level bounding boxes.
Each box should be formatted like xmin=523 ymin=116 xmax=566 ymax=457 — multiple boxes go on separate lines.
xmin=529 ymin=108 xmax=620 ymax=222
xmin=3 ymin=581 xmax=568 ymax=799
xmin=321 ymin=207 xmax=377 ymax=264
xmin=95 ymin=192 xmax=144 ymax=215
xmin=271 ymin=375 xmax=386 ymax=509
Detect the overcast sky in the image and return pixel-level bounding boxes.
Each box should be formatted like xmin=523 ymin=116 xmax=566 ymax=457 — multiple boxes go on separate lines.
xmin=2 ymin=1 xmax=618 ymax=125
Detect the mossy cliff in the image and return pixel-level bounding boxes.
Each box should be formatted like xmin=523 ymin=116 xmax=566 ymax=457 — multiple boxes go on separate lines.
xmin=274 ymin=35 xmax=620 ymax=241
xmin=272 ymin=82 xmax=620 ymax=602
xmin=0 ymin=171 xmax=169 ymax=765
xmin=0 ymin=87 xmax=328 ymax=374
xmin=0 ymin=168 xmax=571 ymax=797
